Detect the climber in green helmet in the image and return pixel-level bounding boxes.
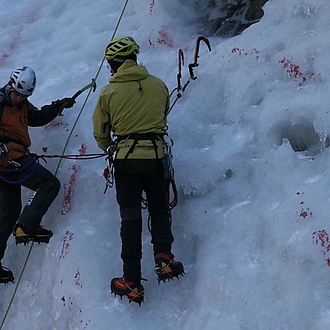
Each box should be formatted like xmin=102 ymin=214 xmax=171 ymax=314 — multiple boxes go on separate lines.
xmin=93 ymin=36 xmax=184 ymax=305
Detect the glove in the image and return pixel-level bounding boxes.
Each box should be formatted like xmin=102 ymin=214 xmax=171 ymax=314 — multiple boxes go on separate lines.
xmin=0 ymin=142 xmax=26 ymax=159
xmin=53 ymin=97 xmax=76 ymax=114
xmin=59 ymin=97 xmax=75 ymax=109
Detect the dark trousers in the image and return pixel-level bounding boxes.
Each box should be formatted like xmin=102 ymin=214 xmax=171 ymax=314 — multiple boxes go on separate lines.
xmin=0 ymin=156 xmax=60 ymax=261
xmin=114 ymin=158 xmax=174 ymax=283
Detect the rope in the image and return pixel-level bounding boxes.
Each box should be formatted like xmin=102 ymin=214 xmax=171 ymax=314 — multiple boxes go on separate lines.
xmin=0 ymin=156 xmax=38 ymax=185
xmin=0 ymin=1 xmax=129 ymax=328
xmin=39 ymin=152 xmax=106 ymax=161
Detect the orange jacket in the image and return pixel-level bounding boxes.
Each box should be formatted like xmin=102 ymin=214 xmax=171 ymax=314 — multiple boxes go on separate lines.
xmin=0 ymin=85 xmax=63 ymax=167
xmin=1 ymin=101 xmax=32 ymax=148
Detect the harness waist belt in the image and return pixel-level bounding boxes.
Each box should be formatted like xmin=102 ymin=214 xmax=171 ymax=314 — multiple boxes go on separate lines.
xmin=116 ymin=139 xmax=164 ymax=159
xmin=116 ymin=133 xmax=164 ymax=142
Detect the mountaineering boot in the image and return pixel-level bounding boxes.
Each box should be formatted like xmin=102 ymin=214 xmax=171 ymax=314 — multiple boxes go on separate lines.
xmin=154 ymin=253 xmax=184 ymax=282
xmin=0 ymin=264 xmax=14 ymax=284
xmin=13 ymin=224 xmax=53 ymax=245
xmin=110 ymin=277 xmax=144 ymax=305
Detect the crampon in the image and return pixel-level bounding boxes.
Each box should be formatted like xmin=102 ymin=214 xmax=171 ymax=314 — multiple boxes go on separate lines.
xmin=13 ymin=224 xmax=53 ymax=245
xmin=154 ymin=253 xmax=184 ymax=283
xmin=110 ymin=277 xmax=144 ymax=306
xmin=0 ymin=266 xmax=14 ymax=284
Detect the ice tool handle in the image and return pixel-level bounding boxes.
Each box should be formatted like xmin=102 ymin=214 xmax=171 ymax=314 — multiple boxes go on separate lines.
xmin=176 ymin=49 xmax=185 ymax=96
xmin=57 ymin=79 xmax=97 ymax=116
xmin=188 ymin=36 xmax=211 ymax=80
xmin=169 ymin=36 xmax=211 ymax=114
xmin=181 ymin=36 xmax=211 ymax=93
xmin=72 ymin=79 xmax=97 ymax=100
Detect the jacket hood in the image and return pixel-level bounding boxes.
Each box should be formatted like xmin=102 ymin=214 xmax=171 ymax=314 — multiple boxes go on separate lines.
xmin=109 ymin=60 xmax=149 ymax=83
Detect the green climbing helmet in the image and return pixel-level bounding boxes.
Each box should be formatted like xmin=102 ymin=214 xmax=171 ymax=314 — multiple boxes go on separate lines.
xmin=105 ymin=36 xmax=140 ymax=61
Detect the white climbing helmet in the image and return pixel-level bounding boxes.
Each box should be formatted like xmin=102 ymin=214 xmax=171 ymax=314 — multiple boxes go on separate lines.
xmin=9 ymin=66 xmax=36 ymax=96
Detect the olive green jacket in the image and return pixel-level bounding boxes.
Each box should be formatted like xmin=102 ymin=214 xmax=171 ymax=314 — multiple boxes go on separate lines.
xmin=93 ymin=60 xmax=170 ymax=159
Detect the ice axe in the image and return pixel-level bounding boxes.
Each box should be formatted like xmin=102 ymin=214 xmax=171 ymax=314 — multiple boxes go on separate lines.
xmin=72 ymin=78 xmax=97 ymax=100
xmin=58 ymin=79 xmax=97 ymax=115
xmin=182 ymin=36 xmax=211 ymax=92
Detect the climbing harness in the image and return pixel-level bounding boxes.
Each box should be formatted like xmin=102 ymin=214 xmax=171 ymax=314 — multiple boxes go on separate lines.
xmin=0 ymin=142 xmax=21 ymax=167
xmin=137 ymin=135 xmax=178 ymax=234
xmin=102 ymin=133 xmax=178 ymax=211
xmin=0 ymin=155 xmax=37 ymax=185
xmin=0 ymin=143 xmax=38 ymax=183
xmin=169 ymin=36 xmax=211 ymax=113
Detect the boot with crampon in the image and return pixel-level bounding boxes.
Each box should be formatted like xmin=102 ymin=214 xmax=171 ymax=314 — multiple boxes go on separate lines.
xmin=13 ymin=224 xmax=53 ymax=245
xmin=0 ymin=264 xmax=14 ymax=284
xmin=110 ymin=277 xmax=144 ymax=306
xmin=154 ymin=253 xmax=184 ymax=282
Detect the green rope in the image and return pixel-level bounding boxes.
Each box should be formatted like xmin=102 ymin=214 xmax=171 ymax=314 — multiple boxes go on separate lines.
xmin=0 ymin=0 xmax=129 ymax=328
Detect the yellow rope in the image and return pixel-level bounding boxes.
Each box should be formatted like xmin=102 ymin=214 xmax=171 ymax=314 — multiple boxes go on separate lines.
xmin=54 ymin=0 xmax=129 ymax=173
xmin=0 ymin=0 xmax=129 ymax=328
